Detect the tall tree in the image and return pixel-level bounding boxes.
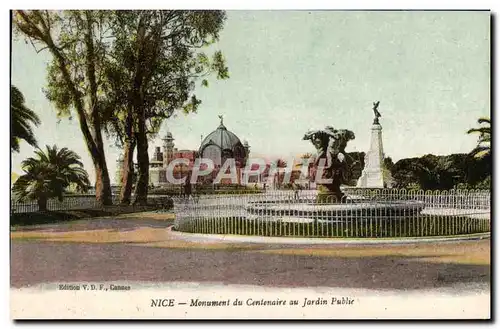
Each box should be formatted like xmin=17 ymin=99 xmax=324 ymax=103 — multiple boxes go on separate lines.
xmin=13 ymin=10 xmax=113 ymax=205
xmin=101 ymin=46 xmax=136 ymax=204
xmin=467 ymin=117 xmax=491 ymax=159
xmin=12 ymin=145 xmax=90 ymax=211
xmin=103 ymin=10 xmax=229 ymax=204
xmin=11 ymin=85 xmax=40 ymax=152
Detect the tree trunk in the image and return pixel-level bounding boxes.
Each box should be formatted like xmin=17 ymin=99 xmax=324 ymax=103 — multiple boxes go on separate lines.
xmin=37 ymin=195 xmax=47 ymax=212
xmin=91 ymin=122 xmax=112 ymax=206
xmin=94 ymin=157 xmax=113 ymax=206
xmin=120 ymin=138 xmax=136 ymax=204
xmin=85 ymin=12 xmax=112 ymax=206
xmin=52 ymin=31 xmax=113 ymax=206
xmin=134 ymin=116 xmax=149 ymax=205
xmin=131 ymin=16 xmax=149 ymax=206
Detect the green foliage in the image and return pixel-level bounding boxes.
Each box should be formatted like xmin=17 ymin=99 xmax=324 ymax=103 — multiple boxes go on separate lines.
xmin=13 ymin=10 xmax=112 ymax=121
xmin=13 ymin=10 xmax=230 ymax=203
xmin=391 ymin=153 xmax=491 ymax=190
xmin=12 ymin=145 xmax=90 ymax=207
xmin=97 ymin=10 xmax=230 ymax=203
xmin=40 ymin=11 xmax=111 ymax=120
xmin=11 ymin=85 xmax=40 ymax=152
xmin=406 ymin=182 xmax=422 ymax=191
xmin=467 ymin=117 xmax=491 ymax=159
xmin=345 ymin=151 xmax=365 ymax=185
xmin=14 ymin=10 xmax=115 ymax=205
xmin=101 ymin=10 xmax=229 ymax=144
xmin=384 ymin=157 xmax=394 ymax=172
xmin=474 ymin=176 xmax=491 ymax=190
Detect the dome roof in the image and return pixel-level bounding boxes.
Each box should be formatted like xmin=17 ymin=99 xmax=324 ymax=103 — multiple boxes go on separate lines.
xmin=162 ymin=131 xmax=174 ymax=141
xmin=199 ymin=121 xmax=245 ymax=153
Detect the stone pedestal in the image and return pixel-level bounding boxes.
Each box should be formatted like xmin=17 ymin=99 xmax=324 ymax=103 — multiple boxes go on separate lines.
xmin=316 ymin=184 xmax=345 ymax=204
xmin=316 ymin=162 xmax=348 ymax=204
xmin=357 ymin=122 xmax=392 ymax=188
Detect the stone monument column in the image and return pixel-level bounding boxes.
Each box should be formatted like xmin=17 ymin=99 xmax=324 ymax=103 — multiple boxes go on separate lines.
xmin=357 ymin=123 xmax=385 ymax=188
xmin=357 ymin=101 xmax=392 ymax=188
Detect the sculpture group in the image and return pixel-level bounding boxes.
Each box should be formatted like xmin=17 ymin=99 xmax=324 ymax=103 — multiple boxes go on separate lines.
xmin=303 ymin=126 xmax=355 ymax=203
xmin=303 ymin=101 xmax=385 ymax=202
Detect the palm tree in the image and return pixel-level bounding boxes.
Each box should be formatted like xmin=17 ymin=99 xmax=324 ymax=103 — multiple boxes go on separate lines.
xmin=467 ymin=117 xmax=491 ymax=159
xmin=12 ymin=145 xmax=90 ymax=211
xmin=11 ymin=85 xmax=41 ymax=152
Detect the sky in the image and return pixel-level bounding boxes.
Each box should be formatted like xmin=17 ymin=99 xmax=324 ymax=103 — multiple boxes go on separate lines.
xmin=11 ymin=10 xmax=490 ymax=184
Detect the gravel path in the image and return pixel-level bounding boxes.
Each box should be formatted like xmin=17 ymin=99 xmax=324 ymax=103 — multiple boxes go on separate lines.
xmin=11 ymin=240 xmax=490 ymax=291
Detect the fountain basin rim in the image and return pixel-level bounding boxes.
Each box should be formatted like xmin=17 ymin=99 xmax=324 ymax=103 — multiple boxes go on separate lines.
xmin=245 ymin=200 xmax=425 ymax=212
xmin=168 ymin=227 xmax=490 ymax=245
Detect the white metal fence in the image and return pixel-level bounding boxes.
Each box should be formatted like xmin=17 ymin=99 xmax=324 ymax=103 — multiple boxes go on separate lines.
xmin=10 ymin=194 xmax=174 ymax=213
xmin=173 ymin=189 xmax=490 ymax=238
xmin=11 ymin=194 xmax=122 ymax=213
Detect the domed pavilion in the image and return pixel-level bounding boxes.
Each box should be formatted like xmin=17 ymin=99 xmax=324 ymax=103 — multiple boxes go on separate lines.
xmin=199 ymin=115 xmax=250 ymax=168
xmin=145 ymin=115 xmax=252 ymax=187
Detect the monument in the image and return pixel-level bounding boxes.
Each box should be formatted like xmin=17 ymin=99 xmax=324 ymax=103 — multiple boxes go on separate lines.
xmin=303 ymin=126 xmax=355 ymax=203
xmin=242 ymin=125 xmax=422 ymax=223
xmin=357 ymin=101 xmax=393 ymax=188
xmin=177 ymin=122 xmax=425 ymax=230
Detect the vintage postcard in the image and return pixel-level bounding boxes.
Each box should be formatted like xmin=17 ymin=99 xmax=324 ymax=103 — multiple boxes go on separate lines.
xmin=9 ymin=9 xmax=491 ymax=319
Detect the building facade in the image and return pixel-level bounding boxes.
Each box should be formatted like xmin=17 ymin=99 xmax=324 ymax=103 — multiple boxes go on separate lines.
xmin=115 ymin=117 xmax=315 ymax=189
xmin=148 ymin=117 xmax=251 ymax=186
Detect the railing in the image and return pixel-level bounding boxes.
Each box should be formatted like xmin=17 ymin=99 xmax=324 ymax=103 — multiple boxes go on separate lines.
xmin=12 ymin=194 xmax=123 ymax=213
xmin=342 ymin=187 xmax=491 ymax=210
xmin=173 ymin=189 xmax=490 ymax=238
xmin=149 ymin=185 xmax=266 ymax=196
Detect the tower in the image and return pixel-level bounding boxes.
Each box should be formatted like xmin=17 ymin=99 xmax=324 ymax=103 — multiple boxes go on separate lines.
xmin=149 ymin=146 xmax=164 ymax=186
xmin=357 ymin=102 xmax=393 ymax=188
xmin=162 ymin=132 xmax=175 ymax=167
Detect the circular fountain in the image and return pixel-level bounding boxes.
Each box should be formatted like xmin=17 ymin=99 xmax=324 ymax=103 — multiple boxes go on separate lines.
xmin=173 ymin=125 xmax=490 ymax=239
xmin=244 ymin=199 xmax=425 ymax=223
xmin=237 ymin=126 xmax=426 ymax=225
xmin=173 ymin=188 xmax=490 ymax=239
